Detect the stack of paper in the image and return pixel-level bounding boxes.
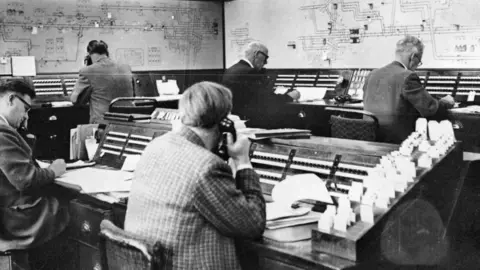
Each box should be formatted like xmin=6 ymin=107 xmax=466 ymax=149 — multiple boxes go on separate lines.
xmin=55 ymin=167 xmax=133 ymax=194
xmin=295 ymin=87 xmax=327 ymax=102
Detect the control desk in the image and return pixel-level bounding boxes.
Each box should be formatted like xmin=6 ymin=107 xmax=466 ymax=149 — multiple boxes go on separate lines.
xmin=25 ymin=75 xmax=90 ymax=160
xmin=54 ymin=113 xmax=463 ymax=270
xmin=264 ymin=68 xmax=480 ymax=152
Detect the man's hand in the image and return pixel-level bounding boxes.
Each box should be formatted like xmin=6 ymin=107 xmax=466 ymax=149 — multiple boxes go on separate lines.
xmin=440 ymin=95 xmax=455 ymax=108
xmin=49 ymin=159 xmax=66 ymax=178
xmin=287 ymin=90 xmax=301 ymax=101
xmin=226 ymin=133 xmax=251 ymax=166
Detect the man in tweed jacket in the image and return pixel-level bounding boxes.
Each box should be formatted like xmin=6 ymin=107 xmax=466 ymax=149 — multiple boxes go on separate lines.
xmin=125 ymin=81 xmax=266 ymax=270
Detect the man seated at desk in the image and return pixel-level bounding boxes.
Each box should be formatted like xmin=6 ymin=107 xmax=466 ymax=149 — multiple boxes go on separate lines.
xmin=363 ymin=35 xmax=455 ymax=144
xmin=0 ymin=80 xmax=70 ymax=269
xmin=125 ymin=81 xmax=266 ymax=270
xmin=222 ymin=41 xmax=301 ymax=128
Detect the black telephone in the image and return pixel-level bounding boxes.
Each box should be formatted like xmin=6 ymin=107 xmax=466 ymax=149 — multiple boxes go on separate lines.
xmin=216 ymin=117 xmax=237 ymax=160
xmin=17 ymin=118 xmax=36 ymax=153
xmin=84 ymin=55 xmax=92 ymax=66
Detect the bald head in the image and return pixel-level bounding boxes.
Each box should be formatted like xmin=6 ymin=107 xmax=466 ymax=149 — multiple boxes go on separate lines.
xmin=243 ymin=41 xmax=269 ymax=71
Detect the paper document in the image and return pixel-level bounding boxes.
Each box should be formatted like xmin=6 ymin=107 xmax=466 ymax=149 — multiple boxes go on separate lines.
xmin=266 ymin=202 xmax=311 ymax=221
xmin=55 ymin=167 xmax=133 ymax=194
xmin=266 ymin=212 xmax=323 ymax=230
xmin=121 ymin=155 xmax=141 ymax=171
xmin=36 ymin=160 xmax=50 ymax=169
xmin=295 ymin=87 xmax=327 ymax=102
xmin=156 ymin=80 xmax=179 ymax=95
xmin=11 ymin=56 xmax=36 ymax=76
xmin=274 ymin=86 xmax=289 ymax=95
xmin=66 ymin=160 xmax=96 ymax=170
xmin=271 ymin=173 xmax=333 ymax=207
xmin=51 ymin=101 xmax=73 ymax=107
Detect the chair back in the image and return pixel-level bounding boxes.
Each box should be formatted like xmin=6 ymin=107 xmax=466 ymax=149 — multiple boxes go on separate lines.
xmin=326 ymin=107 xmax=379 ymax=142
xmin=99 ymin=219 xmax=172 ymax=270
xmin=0 ymin=250 xmax=29 ymax=270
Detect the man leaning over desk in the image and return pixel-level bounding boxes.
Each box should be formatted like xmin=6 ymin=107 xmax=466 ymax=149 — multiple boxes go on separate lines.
xmin=125 ymin=81 xmax=266 ymax=270
xmin=222 ymin=41 xmax=301 ymax=128
xmin=0 ymin=80 xmax=70 ymax=269
xmin=363 ymin=35 xmax=455 ymax=144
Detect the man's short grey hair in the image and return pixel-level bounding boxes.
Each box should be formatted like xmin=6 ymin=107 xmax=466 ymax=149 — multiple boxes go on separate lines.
xmin=395 ymin=35 xmax=424 ymax=56
xmin=244 ymin=41 xmax=268 ymax=58
xmin=179 ymin=81 xmax=233 ymax=129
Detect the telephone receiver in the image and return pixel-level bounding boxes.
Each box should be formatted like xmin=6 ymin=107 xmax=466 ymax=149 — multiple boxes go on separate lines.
xmin=216 ymin=117 xmax=237 ymax=161
xmin=17 ymin=118 xmax=36 ymax=153
xmin=84 ymin=55 xmax=92 ymax=66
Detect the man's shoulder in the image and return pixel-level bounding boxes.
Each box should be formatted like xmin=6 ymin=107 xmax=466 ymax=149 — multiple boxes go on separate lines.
xmin=371 ymin=62 xmax=414 ymax=79
xmin=226 ymin=60 xmax=252 ymax=73
xmin=0 ymin=124 xmax=20 ymax=144
xmin=113 ymin=62 xmax=132 ymax=73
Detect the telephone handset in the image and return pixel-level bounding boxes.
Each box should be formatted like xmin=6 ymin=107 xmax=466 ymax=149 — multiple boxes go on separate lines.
xmin=17 ymin=118 xmax=36 ymax=153
xmin=84 ymin=55 xmax=92 ymax=66
xmin=216 ymin=117 xmax=237 ymax=161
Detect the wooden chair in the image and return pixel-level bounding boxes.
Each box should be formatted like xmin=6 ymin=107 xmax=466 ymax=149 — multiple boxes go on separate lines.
xmin=99 ymin=219 xmax=173 ymax=270
xmin=326 ymin=107 xmax=379 ymax=142
xmin=0 ymin=250 xmax=30 ymax=270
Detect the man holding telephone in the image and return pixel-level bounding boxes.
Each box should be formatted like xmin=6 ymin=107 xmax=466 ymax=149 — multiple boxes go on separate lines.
xmin=71 ymin=40 xmax=134 ymax=124
xmin=125 ymin=81 xmax=266 ymax=270
xmin=0 ymin=80 xmax=70 ymax=269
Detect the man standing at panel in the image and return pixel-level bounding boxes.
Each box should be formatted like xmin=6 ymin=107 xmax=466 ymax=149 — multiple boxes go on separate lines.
xmin=222 ymin=41 xmax=301 ymax=128
xmin=125 ymin=82 xmax=266 ymax=270
xmin=0 ymin=80 xmax=70 ymax=270
xmin=363 ymin=35 xmax=455 ymax=144
xmin=71 ymin=40 xmax=134 ymax=124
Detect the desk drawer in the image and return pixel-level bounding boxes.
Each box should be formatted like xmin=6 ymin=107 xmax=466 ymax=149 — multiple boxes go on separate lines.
xmin=69 ymin=200 xmax=113 ymax=247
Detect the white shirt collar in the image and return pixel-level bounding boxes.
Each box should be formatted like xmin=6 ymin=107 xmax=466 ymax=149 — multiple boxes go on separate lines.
xmin=0 ymin=114 xmax=9 ymax=127
xmin=397 ymin=61 xmax=408 ymax=70
xmin=241 ymin=58 xmax=254 ymax=68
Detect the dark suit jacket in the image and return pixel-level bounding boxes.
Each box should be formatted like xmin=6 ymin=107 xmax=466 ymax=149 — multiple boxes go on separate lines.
xmin=0 ymin=120 xmax=69 ymax=251
xmin=363 ymin=61 xmax=449 ymax=144
xmin=222 ymin=60 xmax=294 ymax=128
xmin=125 ymin=126 xmax=266 ymax=270
xmin=71 ymin=55 xmax=134 ymax=124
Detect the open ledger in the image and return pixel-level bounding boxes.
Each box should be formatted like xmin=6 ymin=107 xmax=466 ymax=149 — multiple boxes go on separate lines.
xmin=266 ymin=173 xmax=332 ymax=229
xmin=55 ymin=167 xmax=133 ymax=194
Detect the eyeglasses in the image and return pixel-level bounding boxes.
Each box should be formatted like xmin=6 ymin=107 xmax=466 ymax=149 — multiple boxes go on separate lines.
xmin=414 ymin=54 xmax=422 ymax=67
xmin=13 ymin=95 xmax=31 ymax=113
xmin=256 ymin=51 xmax=269 ymax=63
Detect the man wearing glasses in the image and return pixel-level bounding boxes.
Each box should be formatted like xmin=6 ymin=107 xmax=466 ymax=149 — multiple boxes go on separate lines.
xmin=363 ymin=35 xmax=455 ymax=144
xmin=0 ymin=80 xmax=70 ymax=269
xmin=222 ymin=41 xmax=301 ymax=128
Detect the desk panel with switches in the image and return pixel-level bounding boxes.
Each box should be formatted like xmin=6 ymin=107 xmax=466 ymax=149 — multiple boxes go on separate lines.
xmin=31 ymin=74 xmax=78 ymax=103
xmin=249 ymin=124 xmax=462 ymax=262
xmin=271 ymin=69 xmax=349 ymax=96
xmin=51 ymin=117 xmax=464 ymax=269
xmin=416 ymin=69 xmax=480 ymax=103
